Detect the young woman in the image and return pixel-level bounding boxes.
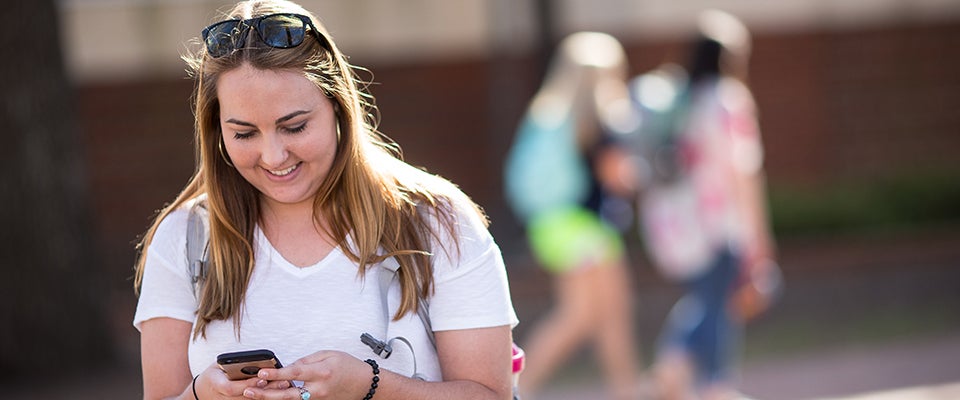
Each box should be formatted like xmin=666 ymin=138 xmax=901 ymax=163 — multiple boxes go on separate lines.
xmin=635 ymin=10 xmax=779 ymax=400
xmin=504 ymin=32 xmax=642 ymax=400
xmin=133 ymin=1 xmax=517 ymax=399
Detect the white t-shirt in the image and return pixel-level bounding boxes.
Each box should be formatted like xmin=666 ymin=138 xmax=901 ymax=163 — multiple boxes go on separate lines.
xmin=134 ymin=195 xmax=518 ymax=381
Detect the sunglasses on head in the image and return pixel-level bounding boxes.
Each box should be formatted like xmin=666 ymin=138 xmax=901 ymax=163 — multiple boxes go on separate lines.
xmin=201 ymin=13 xmax=331 ymax=58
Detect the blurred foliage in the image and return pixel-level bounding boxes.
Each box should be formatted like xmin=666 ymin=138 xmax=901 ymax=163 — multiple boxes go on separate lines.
xmin=767 ymin=172 xmax=960 ymax=237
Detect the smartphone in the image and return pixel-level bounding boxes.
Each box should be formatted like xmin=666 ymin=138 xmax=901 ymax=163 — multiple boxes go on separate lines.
xmin=217 ymin=349 xmax=284 ymax=380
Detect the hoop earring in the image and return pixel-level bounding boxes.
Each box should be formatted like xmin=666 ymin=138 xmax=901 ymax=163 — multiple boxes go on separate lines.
xmin=332 ymin=101 xmax=342 ymax=144
xmin=218 ymin=136 xmax=234 ymax=168
xmin=336 ymin=119 xmax=342 ymax=143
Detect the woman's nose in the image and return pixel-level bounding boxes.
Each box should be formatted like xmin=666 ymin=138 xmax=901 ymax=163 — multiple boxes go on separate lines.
xmin=260 ymin=132 xmax=289 ymax=167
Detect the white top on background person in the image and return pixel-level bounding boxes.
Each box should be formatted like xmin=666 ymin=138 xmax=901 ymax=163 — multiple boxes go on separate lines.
xmin=132 ymin=1 xmax=518 ymax=399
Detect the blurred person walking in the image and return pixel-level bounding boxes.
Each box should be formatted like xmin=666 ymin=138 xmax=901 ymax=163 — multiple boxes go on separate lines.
xmin=504 ymin=32 xmax=643 ymax=400
xmin=628 ymin=10 xmax=780 ymax=400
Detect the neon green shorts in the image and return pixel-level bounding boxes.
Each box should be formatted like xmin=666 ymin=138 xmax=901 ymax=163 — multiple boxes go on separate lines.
xmin=527 ymin=207 xmax=625 ymax=274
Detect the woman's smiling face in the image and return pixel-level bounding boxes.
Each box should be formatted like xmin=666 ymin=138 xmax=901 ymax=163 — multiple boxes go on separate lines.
xmin=217 ymin=63 xmax=338 ymax=210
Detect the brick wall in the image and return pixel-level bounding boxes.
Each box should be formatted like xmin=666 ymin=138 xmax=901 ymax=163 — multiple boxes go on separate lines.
xmin=81 ymin=20 xmax=960 ymax=353
xmin=626 ymin=21 xmax=960 ymax=186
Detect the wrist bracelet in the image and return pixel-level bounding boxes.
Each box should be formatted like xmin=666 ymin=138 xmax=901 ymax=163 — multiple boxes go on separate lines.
xmin=362 ymin=359 xmax=380 ymax=400
xmin=192 ymin=374 xmax=200 ymax=400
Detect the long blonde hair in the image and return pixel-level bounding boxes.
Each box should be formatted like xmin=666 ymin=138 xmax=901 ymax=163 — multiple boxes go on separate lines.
xmin=134 ymin=0 xmax=484 ymax=339
xmin=529 ymin=32 xmax=629 ymax=150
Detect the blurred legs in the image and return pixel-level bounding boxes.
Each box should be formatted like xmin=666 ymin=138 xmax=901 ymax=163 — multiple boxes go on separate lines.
xmin=519 ymin=260 xmax=642 ymax=400
xmin=594 ymin=260 xmax=642 ymax=400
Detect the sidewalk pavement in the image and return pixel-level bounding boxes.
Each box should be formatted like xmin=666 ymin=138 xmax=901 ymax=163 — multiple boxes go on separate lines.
xmin=533 ymin=331 xmax=960 ymax=400
xmin=818 ymin=383 xmax=960 ymax=400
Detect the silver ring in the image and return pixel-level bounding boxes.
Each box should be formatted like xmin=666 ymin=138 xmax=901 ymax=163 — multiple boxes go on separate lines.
xmin=298 ymin=386 xmax=311 ymax=400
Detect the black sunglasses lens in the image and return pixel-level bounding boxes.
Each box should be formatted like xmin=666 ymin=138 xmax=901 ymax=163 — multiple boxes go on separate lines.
xmin=204 ymin=20 xmax=243 ymax=57
xmin=258 ymin=15 xmax=306 ymax=49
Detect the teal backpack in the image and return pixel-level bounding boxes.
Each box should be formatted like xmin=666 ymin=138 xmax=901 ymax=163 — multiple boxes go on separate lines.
xmin=503 ymin=113 xmax=589 ymax=223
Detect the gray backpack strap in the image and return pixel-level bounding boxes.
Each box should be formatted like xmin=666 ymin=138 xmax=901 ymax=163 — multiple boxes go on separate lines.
xmin=186 ymin=201 xmax=210 ymax=299
xmin=378 ymin=257 xmax=436 ymax=349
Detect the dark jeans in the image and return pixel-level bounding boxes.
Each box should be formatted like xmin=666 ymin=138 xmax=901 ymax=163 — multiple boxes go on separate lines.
xmin=657 ymin=246 xmax=741 ymax=386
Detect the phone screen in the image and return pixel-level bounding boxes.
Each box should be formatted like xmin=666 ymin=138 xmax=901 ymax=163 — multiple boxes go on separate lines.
xmin=217 ymin=349 xmax=283 ymax=380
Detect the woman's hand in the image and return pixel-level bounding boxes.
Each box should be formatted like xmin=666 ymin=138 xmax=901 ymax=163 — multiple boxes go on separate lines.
xmin=241 ymin=351 xmax=371 ymax=400
xmin=730 ymin=258 xmax=783 ymax=322
xmin=191 ymin=363 xmax=292 ymax=399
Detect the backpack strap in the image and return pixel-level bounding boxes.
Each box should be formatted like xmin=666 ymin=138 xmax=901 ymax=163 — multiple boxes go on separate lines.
xmin=378 ymin=257 xmax=436 ymax=349
xmin=186 ymin=201 xmax=210 ymax=299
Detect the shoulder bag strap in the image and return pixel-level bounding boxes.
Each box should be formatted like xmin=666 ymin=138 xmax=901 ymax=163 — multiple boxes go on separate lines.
xmin=186 ymin=201 xmax=210 ymax=299
xmin=378 ymin=257 xmax=436 ymax=349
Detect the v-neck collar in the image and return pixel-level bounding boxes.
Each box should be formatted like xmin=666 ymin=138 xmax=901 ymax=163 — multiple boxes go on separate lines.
xmin=255 ymin=226 xmax=345 ymax=278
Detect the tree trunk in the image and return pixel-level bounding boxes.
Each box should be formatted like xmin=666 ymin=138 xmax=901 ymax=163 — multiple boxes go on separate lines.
xmin=0 ymin=0 xmax=112 ymax=377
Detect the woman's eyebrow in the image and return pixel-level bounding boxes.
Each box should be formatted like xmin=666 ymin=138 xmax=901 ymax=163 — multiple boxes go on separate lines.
xmin=276 ymin=110 xmax=310 ymax=124
xmin=224 ymin=110 xmax=312 ymax=127
xmin=224 ymin=118 xmax=255 ymax=127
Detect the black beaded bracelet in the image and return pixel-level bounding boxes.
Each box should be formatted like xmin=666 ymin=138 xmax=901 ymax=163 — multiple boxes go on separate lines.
xmin=192 ymin=374 xmax=200 ymax=400
xmin=362 ymin=359 xmax=380 ymax=400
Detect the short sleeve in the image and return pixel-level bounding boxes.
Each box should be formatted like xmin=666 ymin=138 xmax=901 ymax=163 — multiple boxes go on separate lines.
xmin=718 ymin=78 xmax=764 ymax=174
xmin=427 ymin=194 xmax=519 ymax=332
xmin=132 ymin=207 xmax=199 ymax=331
